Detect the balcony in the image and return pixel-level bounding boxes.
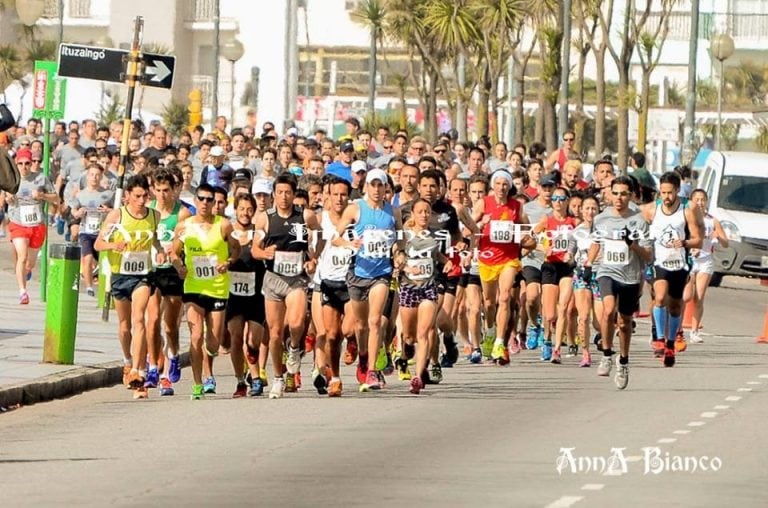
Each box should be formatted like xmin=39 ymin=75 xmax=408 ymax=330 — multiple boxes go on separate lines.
xmin=727 ymin=13 xmax=768 ymax=40
xmin=39 ymin=0 xmax=109 ymax=26
xmin=183 ymin=0 xmax=237 ymax=30
xmin=641 ymin=11 xmax=715 ymax=41
xmin=191 ymin=74 xmax=214 ymax=107
xmin=42 ymin=0 xmax=92 ymax=18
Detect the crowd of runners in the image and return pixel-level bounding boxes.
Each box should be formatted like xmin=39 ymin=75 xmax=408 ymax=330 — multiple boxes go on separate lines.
xmin=0 ymin=115 xmax=728 ymax=398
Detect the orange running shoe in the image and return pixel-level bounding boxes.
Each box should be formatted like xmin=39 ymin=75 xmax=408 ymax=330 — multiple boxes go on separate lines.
xmin=304 ymin=334 xmax=316 ymax=354
xmin=675 ymin=332 xmax=687 ymax=353
xmin=122 ymin=365 xmax=132 ymax=388
xmin=344 ymin=338 xmax=358 ymax=365
xmin=133 ymin=386 xmax=149 ymax=399
xmin=127 ymin=370 xmax=144 ymax=389
xmin=328 ymin=378 xmax=343 ymax=397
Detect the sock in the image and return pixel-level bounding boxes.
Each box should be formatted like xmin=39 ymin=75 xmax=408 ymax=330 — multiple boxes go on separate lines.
xmin=236 ymin=375 xmax=245 ymax=383
xmin=669 ymin=313 xmax=682 ymax=341
xmin=331 ymin=376 xmax=340 ymax=382
xmin=603 ymin=348 xmax=614 ymax=357
xmin=123 ymin=358 xmax=131 ymax=365
xmin=653 ymin=306 xmax=668 ymax=340
xmin=619 ymin=355 xmax=629 ymax=365
xmin=651 ymin=315 xmax=658 ymax=340
xmin=149 ymin=364 xmax=157 ymax=371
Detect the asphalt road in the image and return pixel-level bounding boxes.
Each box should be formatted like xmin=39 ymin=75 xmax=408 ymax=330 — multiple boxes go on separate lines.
xmin=1 ymin=277 xmax=767 ymax=507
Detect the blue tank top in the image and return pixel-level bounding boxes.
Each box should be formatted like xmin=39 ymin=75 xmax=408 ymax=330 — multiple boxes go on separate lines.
xmin=353 ymin=199 xmax=396 ymax=278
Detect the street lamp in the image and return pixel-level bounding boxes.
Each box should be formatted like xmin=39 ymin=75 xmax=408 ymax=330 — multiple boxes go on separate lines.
xmin=15 ymin=0 xmax=46 ymax=26
xmin=711 ymin=32 xmax=735 ymax=150
xmin=221 ymin=36 xmax=245 ymax=129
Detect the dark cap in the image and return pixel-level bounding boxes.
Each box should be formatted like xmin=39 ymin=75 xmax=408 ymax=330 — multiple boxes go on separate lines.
xmin=340 ymin=140 xmax=354 ymax=152
xmin=233 ymin=168 xmax=253 ymax=181
xmin=540 ymin=174 xmax=558 ymax=187
xmin=304 ymin=138 xmax=319 ymax=148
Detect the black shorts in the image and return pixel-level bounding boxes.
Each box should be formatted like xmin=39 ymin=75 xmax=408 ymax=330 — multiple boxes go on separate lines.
xmin=541 ymin=262 xmax=575 ymax=285
xmin=436 ymin=273 xmax=460 ymax=296
xmin=522 ymin=266 xmax=542 ymax=285
xmin=321 ymin=279 xmax=350 ymax=313
xmin=183 ymin=293 xmax=227 ymax=313
xmin=513 ymin=271 xmax=524 ymax=289
xmin=346 ymin=271 xmax=391 ymax=302
xmin=226 ymin=293 xmax=265 ymax=324
xmin=383 ymin=284 xmax=397 ymax=316
xmin=78 ymin=233 xmax=99 ymax=258
xmin=597 ymin=277 xmax=641 ymax=316
xmin=653 ymin=266 xmax=689 ymax=300
xmin=111 ymin=274 xmax=154 ymax=301
xmin=460 ymin=272 xmax=482 ymax=287
xmin=152 ymin=266 xmax=183 ymax=297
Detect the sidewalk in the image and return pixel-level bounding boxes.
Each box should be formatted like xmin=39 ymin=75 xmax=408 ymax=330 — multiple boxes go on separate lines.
xmin=0 ymin=236 xmax=186 ymax=409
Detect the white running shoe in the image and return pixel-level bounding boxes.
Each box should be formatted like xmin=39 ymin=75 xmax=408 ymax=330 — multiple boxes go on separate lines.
xmin=269 ymin=378 xmax=285 ymax=399
xmin=597 ymin=355 xmax=613 ymax=377
xmin=689 ymin=331 xmax=704 ymax=344
xmin=286 ymin=346 xmax=302 ymax=374
xmin=614 ymin=360 xmax=629 ymax=390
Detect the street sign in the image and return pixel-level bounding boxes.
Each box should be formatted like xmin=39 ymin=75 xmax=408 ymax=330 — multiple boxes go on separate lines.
xmin=57 ymin=43 xmax=176 ymax=89
xmin=32 ymin=60 xmax=66 ymax=119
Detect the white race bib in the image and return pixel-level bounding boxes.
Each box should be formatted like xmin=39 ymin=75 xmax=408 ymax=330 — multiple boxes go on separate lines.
xmin=658 ymin=248 xmax=685 ymax=271
xmin=552 ymin=234 xmax=569 ymax=253
xmin=362 ymin=229 xmax=391 ymax=257
xmin=230 ymin=271 xmax=255 ymax=296
xmin=20 ymin=204 xmax=40 ymax=226
xmin=602 ymin=240 xmax=629 ymax=267
xmin=83 ymin=211 xmax=102 ymax=235
xmin=407 ymin=258 xmax=434 ymax=281
xmin=489 ymin=220 xmax=515 ymax=243
xmin=330 ymin=251 xmax=351 ymax=268
xmin=120 ymin=251 xmax=150 ymax=275
xmin=274 ymin=250 xmax=303 ymax=277
xmin=192 ymin=254 xmax=219 ymax=280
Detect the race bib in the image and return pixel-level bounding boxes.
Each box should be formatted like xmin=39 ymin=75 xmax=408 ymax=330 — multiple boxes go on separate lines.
xmin=658 ymin=248 xmax=685 ymax=271
xmin=230 ymin=271 xmax=255 ymax=296
xmin=407 ymin=258 xmax=434 ymax=281
xmin=362 ymin=229 xmax=391 ymax=257
xmin=602 ymin=240 xmax=629 ymax=267
xmin=83 ymin=211 xmax=102 ymax=235
xmin=330 ymin=250 xmax=351 ymax=268
xmin=552 ymin=234 xmax=569 ymax=253
xmin=274 ymin=250 xmax=303 ymax=277
xmin=20 ymin=204 xmax=40 ymax=226
xmin=120 ymin=251 xmax=150 ymax=275
xmin=192 ymin=254 xmax=219 ymax=280
xmin=490 ymin=220 xmax=515 ymax=243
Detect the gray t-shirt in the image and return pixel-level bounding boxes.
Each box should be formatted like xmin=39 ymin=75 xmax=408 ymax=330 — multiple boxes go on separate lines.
xmin=401 ymin=231 xmax=442 ymax=287
xmin=7 ymin=172 xmax=55 ymax=226
xmin=61 ymin=158 xmax=85 ymax=185
xmin=522 ymin=199 xmax=552 ymax=269
xmin=593 ymin=208 xmax=651 ymax=285
xmin=68 ymin=187 xmax=115 ymax=235
xmin=54 ymin=145 xmax=83 ymax=173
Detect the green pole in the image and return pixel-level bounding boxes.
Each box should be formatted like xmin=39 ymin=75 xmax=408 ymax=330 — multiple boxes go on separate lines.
xmin=43 ymin=243 xmax=81 ymax=364
xmin=40 ymin=115 xmax=51 ymax=302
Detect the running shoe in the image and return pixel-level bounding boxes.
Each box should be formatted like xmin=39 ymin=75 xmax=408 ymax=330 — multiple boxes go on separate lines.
xmin=269 ymin=378 xmax=285 ymax=399
xmin=383 ymin=352 xmax=395 ymax=375
xmin=597 ymin=356 xmax=613 ymax=377
xmin=652 ymin=340 xmax=665 ymax=358
xmin=579 ymin=349 xmax=592 ymax=368
xmin=440 ymin=353 xmax=454 ymax=368
xmin=144 ymin=367 xmax=159 ymax=389
xmin=445 ymin=341 xmax=460 ymax=365
xmin=122 ymin=365 xmax=132 ymax=387
xmin=526 ymin=326 xmax=538 ymax=350
xmin=481 ymin=328 xmax=495 ymax=358
xmin=615 ymin=361 xmax=629 ymax=390
xmin=674 ymin=333 xmax=687 ymax=353
xmin=233 ymin=382 xmax=248 ymax=398
xmin=26 ymin=270 xmax=32 ymax=281
xmin=286 ymin=346 xmax=302 ymax=374
xmin=56 ymin=216 xmax=65 ymax=235
xmin=133 ymin=386 xmax=148 ymax=399
xmin=168 ymin=356 xmax=181 ymax=383
xmin=540 ymin=341 xmax=553 ymax=362
xmin=246 ymin=346 xmax=258 ymax=365
xmin=567 ymin=344 xmax=578 ymax=358
xmin=689 ymin=331 xmax=704 ymax=344
xmin=491 ymin=340 xmax=506 ymax=361
xmin=190 ymin=384 xmax=204 ymax=400
xmin=19 ymin=292 xmax=30 ymax=305
xmin=377 ymin=371 xmax=387 ymax=388
xmin=202 ymin=376 xmax=217 ymax=394
xmin=304 ymin=334 xmax=316 ymax=354
xmin=536 ymin=327 xmax=545 ymax=349
xmin=285 ymin=373 xmax=298 ymax=392
xmin=663 ymin=347 xmax=676 ymax=367
xmin=510 ymin=336 xmax=522 ymax=355
xmin=312 ymin=368 xmax=328 ymax=395
xmin=396 ymin=357 xmax=411 ymax=381
xmin=260 ymin=368 xmax=269 ymax=387
xmin=250 ymin=378 xmax=265 ymax=396
xmin=159 ymin=378 xmax=174 ymax=396
xmin=328 ymin=378 xmax=343 ymax=397
xmin=375 ymin=345 xmax=388 ymax=371
xmin=359 ymin=370 xmax=381 ymax=392
xmin=430 ymin=364 xmax=443 ymax=384
xmin=410 ymin=376 xmax=424 ymax=395
xmin=551 ymin=349 xmax=562 ymax=364
xmin=343 ymin=338 xmax=358 ymax=365
xmin=127 ymin=370 xmax=144 ymax=389
xmin=86 ymin=287 xmax=95 ymax=297
xmin=593 ymin=333 xmax=603 ymax=352
xmin=356 ymin=354 xmax=369 ymax=384
xmin=497 ymin=348 xmax=511 ymax=366
xmin=469 ymin=348 xmax=483 ymax=364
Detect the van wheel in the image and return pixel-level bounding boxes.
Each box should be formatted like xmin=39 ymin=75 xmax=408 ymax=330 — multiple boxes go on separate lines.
xmin=709 ymin=273 xmax=723 ymax=287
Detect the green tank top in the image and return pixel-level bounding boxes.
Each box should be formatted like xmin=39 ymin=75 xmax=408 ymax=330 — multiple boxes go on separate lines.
xmin=151 ymin=200 xmax=182 ymax=268
xmin=182 ymin=215 xmax=230 ymax=299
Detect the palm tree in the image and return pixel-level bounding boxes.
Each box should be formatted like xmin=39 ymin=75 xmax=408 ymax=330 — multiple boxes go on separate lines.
xmin=352 ymin=0 xmax=386 ymax=123
xmin=0 ymin=44 xmax=23 ymax=93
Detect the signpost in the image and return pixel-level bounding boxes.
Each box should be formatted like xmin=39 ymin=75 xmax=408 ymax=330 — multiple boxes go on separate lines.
xmin=57 ymin=43 xmax=175 ymax=89
xmin=32 ymin=60 xmax=67 ymax=303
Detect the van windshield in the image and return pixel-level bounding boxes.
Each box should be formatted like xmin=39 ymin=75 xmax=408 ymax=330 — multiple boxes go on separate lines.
xmin=718 ymin=175 xmax=768 ymax=214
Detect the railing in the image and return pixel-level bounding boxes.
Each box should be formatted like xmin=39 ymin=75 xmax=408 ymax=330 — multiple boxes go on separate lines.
xmin=728 ymin=13 xmax=768 ymax=39
xmin=641 ymin=12 xmax=715 ymax=41
xmin=41 ymin=0 xmax=92 ymax=19
xmin=191 ymin=75 xmax=214 ymax=107
xmin=42 ymin=0 xmax=60 ymax=18
xmin=185 ymin=0 xmax=216 ymax=22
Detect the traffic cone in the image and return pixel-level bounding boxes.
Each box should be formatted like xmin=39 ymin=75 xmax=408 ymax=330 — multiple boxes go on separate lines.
xmin=682 ymin=299 xmax=696 ymax=330
xmin=757 ymin=308 xmax=768 ymax=344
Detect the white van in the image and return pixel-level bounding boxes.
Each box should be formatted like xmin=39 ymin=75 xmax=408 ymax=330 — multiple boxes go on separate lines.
xmin=697 ymin=151 xmax=768 ymax=285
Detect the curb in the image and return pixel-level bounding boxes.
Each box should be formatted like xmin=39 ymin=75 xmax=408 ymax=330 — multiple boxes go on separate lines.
xmin=0 ymin=353 xmax=191 ymax=410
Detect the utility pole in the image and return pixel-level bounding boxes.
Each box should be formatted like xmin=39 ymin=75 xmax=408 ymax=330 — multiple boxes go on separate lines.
xmin=558 ymin=0 xmax=573 ymax=140
xmin=212 ymin=0 xmax=221 ymax=124
xmin=506 ymin=57 xmax=516 ymax=147
xmin=684 ymin=0 xmax=700 ymax=164
xmin=284 ymin=0 xmax=298 ymax=129
xmin=456 ymin=52 xmax=466 ymax=140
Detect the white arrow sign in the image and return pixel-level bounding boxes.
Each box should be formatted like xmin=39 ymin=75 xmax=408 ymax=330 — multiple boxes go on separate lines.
xmin=145 ymin=60 xmax=171 ymax=83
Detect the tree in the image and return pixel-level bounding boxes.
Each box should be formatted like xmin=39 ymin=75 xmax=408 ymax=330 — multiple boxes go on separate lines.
xmin=0 ymin=44 xmax=23 ymax=93
xmin=573 ymin=0 xmax=599 ymax=155
xmin=351 ymin=0 xmax=386 ymax=121
xmin=527 ymin=0 xmax=561 ymax=151
xmin=97 ymin=93 xmax=125 ymax=126
xmin=583 ymin=0 xmax=612 ymax=156
xmin=162 ymin=99 xmax=190 ymax=138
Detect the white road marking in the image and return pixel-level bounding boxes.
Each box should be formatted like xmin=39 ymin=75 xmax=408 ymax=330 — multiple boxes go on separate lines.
xmin=726 ymin=395 xmax=742 ymax=401
xmin=758 ymin=374 xmax=768 ymax=379
xmin=714 ymin=405 xmax=730 ymax=410
xmin=658 ymin=438 xmax=677 ymax=444
xmin=673 ymin=430 xmax=691 ymax=435
xmin=581 ymin=484 xmax=605 ymax=491
xmin=701 ymin=411 xmax=718 ymax=418
xmin=746 ymin=381 xmax=762 ymax=385
xmin=737 ymin=388 xmax=753 ymax=392
xmin=688 ymin=421 xmax=706 ymax=427
xmin=545 ymin=496 xmax=584 ymax=508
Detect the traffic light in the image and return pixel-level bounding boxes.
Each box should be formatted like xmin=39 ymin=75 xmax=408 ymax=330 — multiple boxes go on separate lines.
xmin=188 ymin=88 xmax=202 ymax=131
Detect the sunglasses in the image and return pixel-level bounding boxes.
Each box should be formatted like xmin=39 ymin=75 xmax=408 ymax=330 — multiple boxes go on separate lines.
xmin=551 ymin=195 xmax=568 ymax=202
xmin=197 ymin=195 xmax=215 ymax=203
xmin=611 ymin=191 xmax=631 ymax=197
xmin=434 ymin=149 xmax=446 ymax=154
xmin=383 ymin=145 xmax=393 ymax=149
xmin=563 ymin=137 xmax=574 ymax=142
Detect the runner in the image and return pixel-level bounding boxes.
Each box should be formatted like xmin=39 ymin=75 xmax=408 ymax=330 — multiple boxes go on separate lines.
xmin=94 ymin=175 xmax=164 ymax=399
xmin=170 ymin=183 xmax=242 ymax=400
xmin=251 ymin=173 xmax=320 ymax=399
xmin=642 ymin=171 xmax=704 ymax=366
xmin=585 ymin=176 xmax=653 ymax=389
xmin=462 ymin=175 xmax=488 ymax=363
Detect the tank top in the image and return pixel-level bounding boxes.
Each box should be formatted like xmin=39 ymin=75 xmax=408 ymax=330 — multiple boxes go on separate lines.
xmin=698 ymin=215 xmax=715 ymax=260
xmin=650 ymin=198 xmax=689 ymax=271
xmin=478 ymin=195 xmax=522 ymax=265
xmin=544 ymin=214 xmax=577 ymax=264
xmin=229 ymin=227 xmax=261 ymax=298
xmin=107 ymin=206 xmax=157 ymax=276
xmin=182 ymin=216 xmax=230 ymax=298
xmin=401 ymin=228 xmax=441 ymax=286
xmin=557 ymin=148 xmax=568 ymax=169
xmin=151 ymin=200 xmax=182 ymax=269
xmin=318 ymin=211 xmax=354 ymax=282
xmin=264 ymin=206 xmax=307 ymax=277
xmin=353 ymin=199 xmax=396 ymax=278
xmin=572 ymin=221 xmax=596 ymax=268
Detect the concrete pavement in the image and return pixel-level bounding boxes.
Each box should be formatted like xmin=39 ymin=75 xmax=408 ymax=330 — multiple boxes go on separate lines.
xmin=0 ymin=275 xmax=766 ymax=507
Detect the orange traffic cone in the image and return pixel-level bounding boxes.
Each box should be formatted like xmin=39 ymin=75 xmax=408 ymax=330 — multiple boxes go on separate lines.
xmin=757 ymin=308 xmax=768 ymax=344
xmin=682 ymin=299 xmax=696 ymax=330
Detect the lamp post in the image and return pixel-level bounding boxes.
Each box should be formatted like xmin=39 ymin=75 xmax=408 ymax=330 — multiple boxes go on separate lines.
xmin=221 ymin=36 xmax=244 ymax=128
xmin=710 ymin=32 xmax=734 ymax=150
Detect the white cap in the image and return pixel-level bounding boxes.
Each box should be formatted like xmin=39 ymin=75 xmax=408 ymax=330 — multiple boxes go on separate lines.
xmin=286 ymin=127 xmax=298 ymax=136
xmin=251 ymin=178 xmax=273 ymax=195
xmin=365 ymin=169 xmax=388 ymax=185
xmin=210 ymin=146 xmax=225 ymax=157
xmin=351 ymin=160 xmax=368 ymax=173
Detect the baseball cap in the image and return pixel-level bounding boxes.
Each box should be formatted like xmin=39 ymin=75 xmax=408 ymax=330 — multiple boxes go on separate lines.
xmin=365 ymin=169 xmax=388 ymax=185
xmin=233 ymin=168 xmax=252 ymax=181
xmin=340 ymin=140 xmax=354 ymax=152
xmin=15 ymin=148 xmax=32 ymax=161
xmin=540 ymin=174 xmax=558 ymax=187
xmin=210 ymin=146 xmax=225 ymax=157
xmin=351 ymin=160 xmax=368 ymax=173
xmin=304 ymin=138 xmax=318 ymax=148
xmin=286 ymin=127 xmax=298 ymax=137
xmin=251 ymin=178 xmax=273 ymax=195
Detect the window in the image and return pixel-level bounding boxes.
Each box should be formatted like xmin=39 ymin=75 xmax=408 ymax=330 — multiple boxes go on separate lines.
xmin=718 ymin=175 xmax=768 ymax=214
